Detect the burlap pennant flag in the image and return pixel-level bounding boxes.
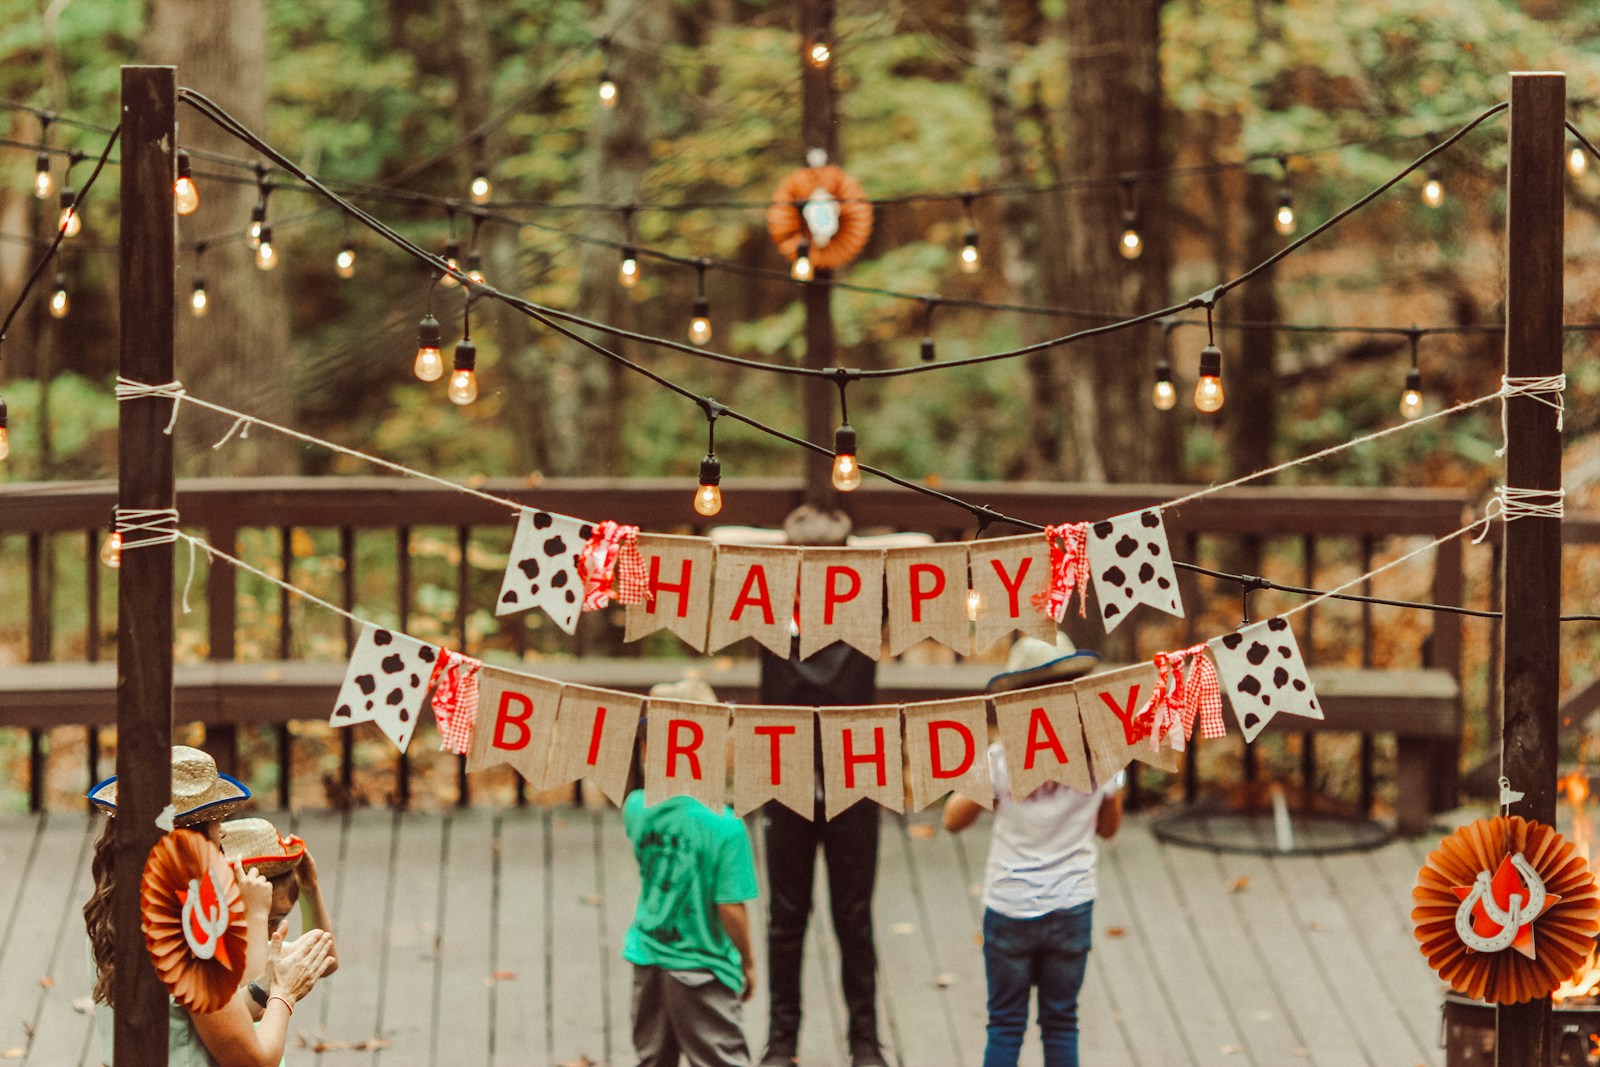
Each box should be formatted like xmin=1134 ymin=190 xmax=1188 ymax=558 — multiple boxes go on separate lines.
xmin=991 ymin=684 xmax=1092 ymax=799
xmin=643 ymin=698 xmax=730 ymax=810
xmin=730 ymin=705 xmax=815 ymax=818
xmin=968 ymin=535 xmax=1055 ymax=652
xmin=624 ymin=533 xmax=715 ymax=652
xmin=707 ymin=545 xmax=800 ymax=657
xmin=1209 ymin=618 xmax=1323 ymax=743
xmin=902 ymin=697 xmax=993 ymax=811
xmin=494 ymin=509 xmax=593 ymax=633
xmin=1086 ymin=509 xmax=1185 ymax=634
xmin=799 ymin=548 xmax=884 ymax=659
xmin=546 ymin=684 xmax=643 ymax=806
xmin=328 ymin=624 xmax=438 ymax=753
xmin=885 ymin=543 xmax=971 ymax=656
xmin=1073 ymin=663 xmax=1178 ymax=783
xmin=818 ymin=705 xmax=905 ymax=819
xmin=466 ymin=667 xmax=562 ymax=787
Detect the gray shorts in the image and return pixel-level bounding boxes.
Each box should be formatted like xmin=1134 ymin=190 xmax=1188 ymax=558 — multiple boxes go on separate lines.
xmin=631 ymin=964 xmax=750 ymax=1067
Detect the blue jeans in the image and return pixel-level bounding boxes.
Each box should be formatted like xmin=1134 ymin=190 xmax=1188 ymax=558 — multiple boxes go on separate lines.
xmin=981 ymin=902 xmax=1093 ymax=1067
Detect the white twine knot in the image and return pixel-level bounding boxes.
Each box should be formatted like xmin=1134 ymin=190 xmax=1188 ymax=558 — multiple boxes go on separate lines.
xmin=211 ymin=416 xmax=252 ymax=450
xmin=112 ymin=508 xmax=198 ymax=614
xmin=1471 ymin=486 xmax=1565 ymax=543
xmin=114 ymin=377 xmax=187 ymax=435
xmin=1496 ymin=374 xmax=1565 ymax=457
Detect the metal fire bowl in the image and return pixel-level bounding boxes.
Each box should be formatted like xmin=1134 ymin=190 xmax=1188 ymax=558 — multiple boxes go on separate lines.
xmin=1150 ymin=800 xmax=1394 ymax=856
xmin=1442 ymin=992 xmax=1600 ymax=1066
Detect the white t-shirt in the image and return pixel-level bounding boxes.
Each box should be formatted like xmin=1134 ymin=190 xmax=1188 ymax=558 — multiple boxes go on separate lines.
xmin=981 ymin=743 xmax=1120 ymax=919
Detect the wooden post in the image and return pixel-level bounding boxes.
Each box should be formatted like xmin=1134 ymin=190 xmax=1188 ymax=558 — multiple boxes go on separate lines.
xmin=1495 ymin=70 xmax=1564 ymax=1067
xmin=114 ymin=64 xmax=176 ymax=1062
xmin=799 ymin=0 xmax=838 ymax=507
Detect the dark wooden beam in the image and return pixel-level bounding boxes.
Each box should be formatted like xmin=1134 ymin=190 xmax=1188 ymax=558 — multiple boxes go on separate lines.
xmin=1496 ymin=70 xmax=1565 ymax=1067
xmin=799 ymin=0 xmax=838 ymax=507
xmin=113 ymin=64 xmax=176 ymax=1063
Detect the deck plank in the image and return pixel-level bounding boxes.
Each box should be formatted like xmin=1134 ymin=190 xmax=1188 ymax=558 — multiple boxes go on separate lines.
xmin=1090 ymin=829 xmax=1185 ymax=1067
xmin=490 ymin=808 xmax=550 ymax=1067
xmin=545 ymin=809 xmax=610 ymax=1066
xmin=20 ymin=814 xmax=97 ymax=1067
xmin=372 ymin=812 xmax=446 ymax=1065
xmin=594 ymin=808 xmax=640 ymax=1066
xmin=312 ymin=809 xmax=398 ymax=1063
xmin=876 ymin=814 xmax=964 ymax=1067
xmin=431 ymin=809 xmax=496 ymax=1067
xmin=0 ymin=813 xmax=92 ymax=1058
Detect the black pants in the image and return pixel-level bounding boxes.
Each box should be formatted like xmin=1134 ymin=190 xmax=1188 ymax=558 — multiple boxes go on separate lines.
xmin=763 ymin=798 xmax=880 ymax=1053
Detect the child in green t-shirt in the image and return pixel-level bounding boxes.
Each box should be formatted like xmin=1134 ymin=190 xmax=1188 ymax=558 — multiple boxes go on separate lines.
xmin=622 ymin=786 xmax=759 ymax=1067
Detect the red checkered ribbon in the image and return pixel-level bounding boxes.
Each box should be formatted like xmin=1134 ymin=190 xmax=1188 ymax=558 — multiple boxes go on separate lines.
xmin=1031 ymin=522 xmax=1089 ymax=622
xmin=577 ymin=520 xmax=648 ymax=611
xmin=430 ymin=650 xmax=482 ymax=755
xmin=1131 ymin=643 xmax=1224 ymax=747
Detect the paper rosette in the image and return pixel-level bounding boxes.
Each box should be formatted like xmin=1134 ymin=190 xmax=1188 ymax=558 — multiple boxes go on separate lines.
xmin=767 ymin=165 xmax=873 ymax=271
xmin=1412 ymin=815 xmax=1600 ymax=1005
xmin=141 ymin=829 xmax=249 ymax=1014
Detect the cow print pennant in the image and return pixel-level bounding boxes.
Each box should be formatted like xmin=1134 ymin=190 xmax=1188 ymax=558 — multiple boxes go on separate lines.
xmin=329 ymin=624 xmax=440 ymax=753
xmin=1086 ymin=509 xmax=1184 ymax=633
xmin=494 ymin=508 xmax=594 ymax=634
xmin=1208 ymin=617 xmax=1322 ymax=743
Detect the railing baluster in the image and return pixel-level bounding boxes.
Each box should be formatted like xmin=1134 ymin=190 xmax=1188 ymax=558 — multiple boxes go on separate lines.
xmin=206 ymin=526 xmax=239 ymax=779
xmin=1300 ymin=534 xmax=1316 ymax=811
xmin=1182 ymin=531 xmax=1201 ymax=805
xmin=340 ymin=526 xmax=356 ymax=808
xmin=454 ymin=526 xmax=471 ymax=807
xmin=27 ymin=532 xmax=51 ymax=812
xmin=86 ymin=530 xmax=101 ymax=805
xmin=1359 ymin=535 xmax=1376 ymax=815
xmin=278 ymin=528 xmax=293 ymax=810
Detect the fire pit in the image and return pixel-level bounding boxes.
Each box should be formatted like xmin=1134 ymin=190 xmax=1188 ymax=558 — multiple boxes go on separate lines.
xmin=1441 ymin=993 xmax=1600 ymax=1065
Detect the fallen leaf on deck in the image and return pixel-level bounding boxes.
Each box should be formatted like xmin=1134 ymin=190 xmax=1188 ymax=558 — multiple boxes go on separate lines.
xmin=1 ymin=1050 xmax=22 ymax=1060
xmin=1294 ymin=1048 xmax=1310 ymax=1057
xmin=493 ymin=970 xmax=517 ymax=981
xmin=907 ymin=823 xmax=936 ymax=840
xmin=580 ymin=894 xmax=604 ymax=907
xmin=933 ymin=973 xmax=955 ymax=988
xmin=37 ymin=977 xmax=53 ymax=987
xmin=1305 ymin=919 xmax=1325 ymax=932
xmin=73 ymin=996 xmax=94 ymax=1014
xmin=1220 ymin=1044 xmax=1244 ymax=1054
xmin=559 ymin=1057 xmax=596 ymax=1067
xmin=1227 ymin=876 xmax=1250 ymax=893
xmin=312 ymin=1038 xmax=391 ymax=1052
xmin=890 ymin=923 xmax=917 ymax=936
xmin=1104 ymin=926 xmax=1126 ymax=938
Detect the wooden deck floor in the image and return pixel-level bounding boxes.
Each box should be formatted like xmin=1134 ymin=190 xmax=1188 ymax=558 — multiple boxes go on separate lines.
xmin=0 ymin=808 xmax=1449 ymax=1067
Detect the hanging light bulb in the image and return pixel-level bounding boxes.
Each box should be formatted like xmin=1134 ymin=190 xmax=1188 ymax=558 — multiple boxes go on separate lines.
xmin=58 ymin=189 xmax=80 ymax=238
xmin=336 ymin=241 xmax=356 ymax=279
xmin=792 ymin=240 xmax=813 ymax=282
xmin=439 ymin=238 xmax=462 ymax=288
xmin=33 ymin=153 xmax=52 ymax=200
xmin=1274 ymin=191 xmax=1295 ymax=236
xmin=688 ymin=298 xmax=712 ymax=345
xmin=1152 ymin=359 xmax=1176 ymax=411
xmin=190 ymin=276 xmax=209 ymax=317
xmin=448 ymin=340 xmax=478 ymax=405
xmin=1119 ymin=212 xmax=1142 ymax=260
xmin=966 ymin=587 xmax=982 ymax=623
xmin=1400 ymin=368 xmax=1423 ymax=420
xmin=808 ymin=34 xmax=832 ymax=67
xmin=1194 ymin=344 xmax=1225 ymax=413
xmin=470 ymin=168 xmax=492 ymax=204
xmin=48 ymin=274 xmax=69 ymax=319
xmin=0 ymin=396 xmax=9 ymax=462
xmin=831 ymin=423 xmax=861 ymax=492
xmin=919 ymin=300 xmax=938 ymax=362
xmin=1571 ymin=146 xmax=1589 ymax=178
xmin=695 ymin=453 xmax=723 ymax=516
xmin=598 ymin=71 xmax=619 ymax=108
xmin=247 ymin=202 xmax=265 ymax=249
xmin=413 ymin=313 xmax=444 ymax=382
xmin=920 ymin=336 xmax=937 ymax=363
xmin=615 ymin=246 xmax=638 ymax=288
xmin=465 ymin=250 xmax=486 ymax=286
xmin=173 ymin=150 xmax=200 ymax=216
xmin=1421 ymin=171 xmax=1444 ymax=209
xmin=100 ymin=530 xmax=122 ymax=569
xmin=958 ymin=228 xmax=980 ymax=274
xmin=255 ymin=225 xmax=277 ymax=271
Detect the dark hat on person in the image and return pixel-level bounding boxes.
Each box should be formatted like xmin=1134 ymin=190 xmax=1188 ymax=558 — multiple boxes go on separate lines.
xmin=87 ymin=745 xmax=251 ymax=826
xmin=985 ymin=632 xmax=1101 ymax=693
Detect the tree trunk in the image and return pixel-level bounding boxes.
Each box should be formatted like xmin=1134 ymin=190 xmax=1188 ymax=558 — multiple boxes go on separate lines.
xmin=142 ymin=0 xmax=294 ymax=475
xmin=1232 ymin=171 xmax=1280 ymax=479
xmin=1058 ymin=0 xmax=1171 ymax=483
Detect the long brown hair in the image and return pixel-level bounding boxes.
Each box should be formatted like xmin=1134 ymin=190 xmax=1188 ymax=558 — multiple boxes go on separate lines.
xmin=84 ymin=818 xmax=116 ymax=1007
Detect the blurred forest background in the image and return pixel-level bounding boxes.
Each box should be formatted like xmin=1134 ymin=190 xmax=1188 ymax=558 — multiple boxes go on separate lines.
xmin=6 ymin=0 xmax=1600 ymax=807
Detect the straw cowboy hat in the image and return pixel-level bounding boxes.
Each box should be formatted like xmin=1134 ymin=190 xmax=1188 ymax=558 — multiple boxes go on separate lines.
xmin=985 ymin=631 xmax=1101 ymax=693
xmin=87 ymin=745 xmax=251 ymax=827
xmin=709 ymin=505 xmax=936 ymax=551
xmin=649 ymin=677 xmax=720 ymax=705
xmin=220 ymin=818 xmax=306 ymax=879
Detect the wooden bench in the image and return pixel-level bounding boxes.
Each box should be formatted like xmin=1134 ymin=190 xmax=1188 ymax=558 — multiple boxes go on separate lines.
xmin=0 ymin=658 xmax=1457 ymax=833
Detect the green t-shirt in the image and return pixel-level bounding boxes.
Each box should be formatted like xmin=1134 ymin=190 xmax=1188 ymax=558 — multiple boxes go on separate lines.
xmin=621 ymin=791 xmax=758 ymax=993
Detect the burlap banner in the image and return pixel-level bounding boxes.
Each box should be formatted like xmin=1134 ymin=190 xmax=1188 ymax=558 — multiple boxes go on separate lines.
xmin=643 ymin=698 xmax=731 ymax=810
xmin=1073 ymin=662 xmax=1177 ymax=784
xmin=798 ymin=548 xmax=885 ymax=659
xmin=465 ymin=667 xmax=563 ymax=787
xmin=991 ymin=683 xmax=1092 ymax=799
xmin=624 ymin=534 xmax=715 ymax=652
xmin=546 ymin=684 xmax=643 ymax=806
xmin=885 ymin=543 xmax=971 ymax=657
xmin=818 ymin=705 xmax=905 ymax=819
xmin=902 ymin=696 xmax=993 ymax=811
xmin=968 ymin=535 xmax=1055 ymax=652
xmin=730 ymin=705 xmax=815 ymax=818
xmin=706 ymin=545 xmax=801 ymax=657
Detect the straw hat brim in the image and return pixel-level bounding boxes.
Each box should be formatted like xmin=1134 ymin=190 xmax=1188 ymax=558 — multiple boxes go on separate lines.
xmin=985 ymin=650 xmax=1102 ymax=693
xmin=221 ymin=818 xmax=306 ymax=879
xmin=87 ymin=771 xmax=251 ymax=827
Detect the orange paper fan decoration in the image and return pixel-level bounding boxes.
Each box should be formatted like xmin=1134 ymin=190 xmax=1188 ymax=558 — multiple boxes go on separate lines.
xmin=141 ymin=828 xmax=249 ymax=1014
xmin=767 ymin=165 xmax=873 ymax=271
xmin=1413 ymin=815 xmax=1600 ymax=1005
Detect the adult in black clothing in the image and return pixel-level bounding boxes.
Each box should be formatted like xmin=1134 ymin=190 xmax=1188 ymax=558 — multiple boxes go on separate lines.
xmin=759 ymin=506 xmax=887 ymax=1067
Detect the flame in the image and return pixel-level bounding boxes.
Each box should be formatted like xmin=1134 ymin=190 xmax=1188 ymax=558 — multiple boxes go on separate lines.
xmin=1555 ymin=770 xmax=1599 ymax=1002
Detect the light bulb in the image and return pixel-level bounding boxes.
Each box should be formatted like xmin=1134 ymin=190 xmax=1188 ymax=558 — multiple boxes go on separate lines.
xmin=439 ymin=239 xmax=462 ymax=288
xmin=255 ymin=228 xmax=277 ymax=271
xmin=248 ymin=204 xmax=264 ymax=249
xmin=792 ymin=241 xmax=813 ymax=282
xmin=413 ymin=314 xmax=444 ymax=382
xmin=448 ymin=368 xmax=477 ymax=405
xmin=689 ymin=298 xmax=711 ymax=345
xmin=48 ymin=279 xmax=68 ymax=319
xmin=694 ymin=454 xmax=723 ymax=516
xmin=58 ymin=190 xmax=80 ymax=238
xmin=618 ymin=248 xmax=639 ymax=288
xmin=1422 ymin=175 xmax=1443 ymax=209
xmin=1401 ymin=369 xmax=1423 ymax=419
xmin=1571 ymin=147 xmax=1588 ymax=178
xmin=190 ymin=280 xmax=209 ymax=317
xmin=1152 ymin=362 xmax=1177 ymax=411
xmin=598 ymin=75 xmax=618 ymax=108
xmin=33 ymin=155 xmax=52 ymax=200
xmin=470 ymin=173 xmax=492 ymax=204
xmin=959 ymin=230 xmax=980 ymax=274
xmin=100 ymin=531 xmax=122 ymax=569
xmin=0 ymin=397 xmax=9 ymax=462
xmin=174 ymin=151 xmax=199 ymax=216
xmin=1274 ymin=200 xmax=1295 ymax=236
xmin=465 ymin=251 xmax=485 ymax=285
xmin=1119 ymin=227 xmax=1142 ymax=260
xmin=966 ymin=588 xmax=982 ymax=622
xmin=831 ymin=423 xmax=860 ymax=492
xmin=809 ymin=40 xmax=831 ymax=67
xmin=1194 ymin=344 xmax=1224 ymax=412
xmin=336 ymin=245 xmax=356 ymax=279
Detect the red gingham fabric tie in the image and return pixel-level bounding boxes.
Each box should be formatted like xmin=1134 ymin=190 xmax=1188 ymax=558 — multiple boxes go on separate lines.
xmin=430 ymin=650 xmax=482 ymax=755
xmin=578 ymin=521 xmax=649 ymax=611
xmin=1031 ymin=522 xmax=1089 ymax=623
xmin=1132 ymin=643 xmax=1225 ymax=747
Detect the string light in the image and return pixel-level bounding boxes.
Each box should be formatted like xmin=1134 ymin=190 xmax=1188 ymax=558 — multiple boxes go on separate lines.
xmin=465 ymin=250 xmax=485 ymax=285
xmin=807 ymin=32 xmax=832 ymax=68
xmin=1273 ymin=157 xmax=1295 ymax=236
xmin=1421 ymin=170 xmax=1444 ymax=208
xmin=255 ymin=224 xmax=277 ymax=270
xmin=598 ymin=37 xmax=618 ymax=109
xmin=831 ymin=375 xmax=860 ymax=492
xmin=447 ymin=296 xmax=478 ymax=405
xmin=48 ymin=273 xmax=68 ymax=319
xmin=439 ymin=235 xmax=462 ymax=288
xmin=0 ymin=397 xmax=9 ymax=462
xmin=792 ymin=239 xmax=813 ymax=282
xmin=618 ymin=245 xmax=640 ymax=288
xmin=1401 ymin=330 xmax=1423 ymax=419
xmin=470 ymin=138 xmax=492 ymax=203
xmin=100 ymin=527 xmax=122 ymax=569
xmin=1118 ymin=180 xmax=1142 ymax=261
xmin=1571 ymin=145 xmax=1588 ymax=178
xmin=335 ymin=220 xmax=356 ymax=278
xmin=694 ymin=402 xmax=723 ymax=516
xmin=688 ymin=262 xmax=712 ymax=345
xmin=1194 ymin=303 xmax=1224 ymax=413
xmin=413 ymin=312 xmax=444 ymax=382
xmin=1153 ymin=361 xmax=1176 ymax=411
xmin=174 ymin=150 xmax=199 ymax=216
xmin=919 ymin=300 xmax=937 ymax=362
xmin=966 ymin=587 xmax=982 ymax=622
xmin=958 ymin=194 xmax=980 ymax=275
xmin=248 ymin=168 xmax=269 ymax=247
xmin=189 ymin=242 xmax=209 ymax=317
xmin=32 ymin=116 xmax=51 ymax=199
xmin=58 ymin=188 xmax=80 ymax=238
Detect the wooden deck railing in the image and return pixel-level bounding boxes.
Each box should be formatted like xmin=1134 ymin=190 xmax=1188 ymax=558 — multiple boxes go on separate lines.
xmin=0 ymin=477 xmax=1470 ymax=814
